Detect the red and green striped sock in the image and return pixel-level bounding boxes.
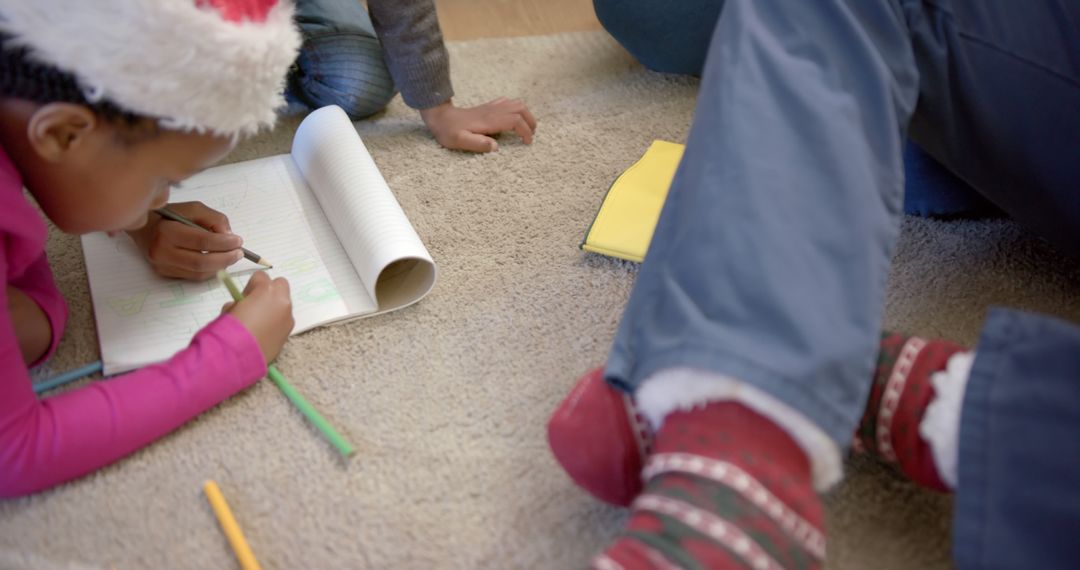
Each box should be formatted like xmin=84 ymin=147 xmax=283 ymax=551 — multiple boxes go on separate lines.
xmin=854 ymin=333 xmax=965 ymax=492
xmin=594 ymin=402 xmax=825 ymax=570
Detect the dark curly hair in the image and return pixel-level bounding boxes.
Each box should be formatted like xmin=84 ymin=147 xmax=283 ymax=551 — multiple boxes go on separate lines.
xmin=0 ymin=33 xmax=149 ymax=129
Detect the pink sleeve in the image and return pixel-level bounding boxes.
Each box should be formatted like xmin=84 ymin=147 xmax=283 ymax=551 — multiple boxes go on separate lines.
xmin=0 ymin=297 xmax=267 ymax=497
xmin=7 ymin=254 xmax=68 ymax=366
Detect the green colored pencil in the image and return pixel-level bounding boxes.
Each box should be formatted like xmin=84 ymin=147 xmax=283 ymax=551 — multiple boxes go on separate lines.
xmin=218 ymin=271 xmax=354 ymax=457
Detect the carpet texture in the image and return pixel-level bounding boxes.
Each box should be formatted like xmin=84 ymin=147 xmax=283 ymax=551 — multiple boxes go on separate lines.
xmin=2 ymin=31 xmax=1078 ymax=569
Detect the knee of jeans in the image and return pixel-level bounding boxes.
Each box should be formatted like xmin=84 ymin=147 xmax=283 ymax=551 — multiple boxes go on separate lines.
xmin=592 ymin=0 xmax=650 ymax=51
xmin=290 ymin=35 xmax=398 ymax=120
xmin=334 ymin=78 xmax=397 ymax=120
xmin=592 ymin=0 xmax=716 ymax=75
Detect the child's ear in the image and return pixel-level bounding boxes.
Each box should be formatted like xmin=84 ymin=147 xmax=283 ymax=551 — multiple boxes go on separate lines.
xmin=25 ymin=103 xmax=99 ymax=162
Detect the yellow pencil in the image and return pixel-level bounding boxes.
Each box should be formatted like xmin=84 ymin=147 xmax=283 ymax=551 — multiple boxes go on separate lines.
xmin=203 ymin=480 xmax=262 ymax=570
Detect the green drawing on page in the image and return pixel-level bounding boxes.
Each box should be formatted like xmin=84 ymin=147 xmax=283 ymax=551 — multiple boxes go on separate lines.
xmin=298 ymin=278 xmax=340 ymax=303
xmin=159 ymin=281 xmax=215 ymax=308
xmin=280 ymin=257 xmax=319 ymax=274
xmin=107 ymin=291 xmax=149 ymax=316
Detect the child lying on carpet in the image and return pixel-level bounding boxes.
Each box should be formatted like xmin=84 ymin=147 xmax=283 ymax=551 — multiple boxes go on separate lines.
xmin=0 ymin=0 xmax=298 ymax=497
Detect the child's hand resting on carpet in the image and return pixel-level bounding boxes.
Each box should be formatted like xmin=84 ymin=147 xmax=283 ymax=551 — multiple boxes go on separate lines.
xmin=221 ymin=271 xmax=295 ymax=364
xmin=419 ymin=98 xmax=537 ymax=153
xmin=127 ymin=201 xmax=245 ymax=281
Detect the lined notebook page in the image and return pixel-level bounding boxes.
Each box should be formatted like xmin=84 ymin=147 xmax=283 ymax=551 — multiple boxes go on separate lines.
xmin=82 ymin=154 xmax=376 ymax=375
xmin=291 ymin=106 xmax=435 ymax=309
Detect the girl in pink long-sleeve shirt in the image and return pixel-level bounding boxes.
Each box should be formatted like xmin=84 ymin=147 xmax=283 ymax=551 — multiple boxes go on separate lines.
xmin=0 ymin=0 xmax=301 ymax=497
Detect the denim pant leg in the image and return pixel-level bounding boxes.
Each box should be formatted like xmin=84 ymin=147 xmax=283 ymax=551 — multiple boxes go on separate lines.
xmin=906 ymin=1 xmax=1080 ymax=257
xmin=605 ymin=0 xmax=920 ymax=443
xmin=593 ymin=0 xmax=1021 ymax=220
xmin=903 ymin=140 xmax=1001 ymax=218
xmin=954 ymin=309 xmax=1080 ymax=569
xmin=290 ymin=0 xmax=397 ymax=120
xmin=591 ymin=0 xmax=724 ymax=75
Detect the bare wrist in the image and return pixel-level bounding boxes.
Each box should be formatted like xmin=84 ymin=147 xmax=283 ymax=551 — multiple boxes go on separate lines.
xmin=419 ymin=100 xmax=453 ymax=127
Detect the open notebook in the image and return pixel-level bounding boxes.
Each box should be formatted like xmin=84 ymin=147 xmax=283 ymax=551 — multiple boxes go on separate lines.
xmin=82 ymin=106 xmax=437 ymax=375
xmin=581 ymin=140 xmax=684 ymax=262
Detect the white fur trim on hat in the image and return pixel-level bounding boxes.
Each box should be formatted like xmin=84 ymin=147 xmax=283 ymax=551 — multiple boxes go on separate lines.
xmin=0 ymin=0 xmax=301 ymax=137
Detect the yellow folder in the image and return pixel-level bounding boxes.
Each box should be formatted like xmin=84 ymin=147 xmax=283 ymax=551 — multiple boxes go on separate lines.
xmin=581 ymin=140 xmax=685 ymax=262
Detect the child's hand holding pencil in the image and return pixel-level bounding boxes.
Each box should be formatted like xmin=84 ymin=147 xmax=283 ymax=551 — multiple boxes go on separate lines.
xmin=218 ymin=271 xmax=354 ymax=457
xmin=125 ymin=198 xmax=293 ymax=363
xmin=221 ymin=271 xmax=294 ymax=364
xmin=126 ymin=201 xmax=267 ymax=281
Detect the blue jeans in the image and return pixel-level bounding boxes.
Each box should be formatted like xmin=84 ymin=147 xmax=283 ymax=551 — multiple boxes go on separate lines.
xmin=602 ymin=0 xmax=1080 ymax=565
xmin=593 ymin=0 xmax=1015 ymax=219
xmin=289 ymin=0 xmax=397 ymax=120
xmin=955 ymin=310 xmax=1080 ymax=568
xmin=592 ymin=0 xmax=724 ymax=76
xmin=902 ymin=141 xmax=1000 ymax=218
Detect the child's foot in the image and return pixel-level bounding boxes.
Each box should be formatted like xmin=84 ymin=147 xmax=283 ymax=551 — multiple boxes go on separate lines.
xmin=551 ymin=332 xmax=971 ymax=509
xmin=854 ymin=333 xmax=967 ymax=491
xmin=594 ymin=402 xmax=826 ymax=570
xmin=547 ymin=368 xmax=652 ymax=506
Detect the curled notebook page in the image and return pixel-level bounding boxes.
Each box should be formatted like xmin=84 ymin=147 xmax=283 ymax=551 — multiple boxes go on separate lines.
xmin=291 ymin=105 xmax=436 ymax=315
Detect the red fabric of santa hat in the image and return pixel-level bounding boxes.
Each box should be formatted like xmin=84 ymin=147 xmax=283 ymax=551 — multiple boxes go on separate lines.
xmin=0 ymin=0 xmax=301 ymax=137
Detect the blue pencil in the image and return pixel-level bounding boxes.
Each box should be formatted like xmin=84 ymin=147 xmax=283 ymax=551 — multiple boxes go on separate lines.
xmin=34 ymin=361 xmax=103 ymax=394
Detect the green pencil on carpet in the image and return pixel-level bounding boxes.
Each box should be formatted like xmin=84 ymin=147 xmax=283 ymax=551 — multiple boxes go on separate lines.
xmin=218 ymin=270 xmax=355 ymax=458
xmin=157 ymin=207 xmax=273 ymax=268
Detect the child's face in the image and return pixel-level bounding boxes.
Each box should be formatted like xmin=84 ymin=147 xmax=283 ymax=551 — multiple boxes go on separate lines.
xmin=3 ymin=100 xmax=235 ymax=234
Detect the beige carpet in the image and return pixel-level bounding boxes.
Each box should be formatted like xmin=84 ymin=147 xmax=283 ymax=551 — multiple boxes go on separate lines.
xmin=3 ymin=31 xmax=1078 ymax=570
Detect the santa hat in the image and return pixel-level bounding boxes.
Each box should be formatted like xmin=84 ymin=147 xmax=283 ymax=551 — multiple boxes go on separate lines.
xmin=0 ymin=0 xmax=301 ymax=137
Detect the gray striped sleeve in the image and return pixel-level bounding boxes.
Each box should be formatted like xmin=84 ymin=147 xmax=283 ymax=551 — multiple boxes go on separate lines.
xmin=368 ymin=0 xmax=454 ymax=109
